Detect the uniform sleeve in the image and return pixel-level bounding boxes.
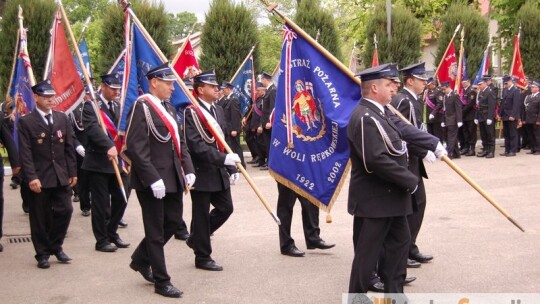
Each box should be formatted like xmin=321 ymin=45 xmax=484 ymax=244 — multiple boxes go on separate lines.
xmin=17 ymin=118 xmax=37 ymax=181
xmin=62 ymin=114 xmax=77 ymax=177
xmin=0 ymin=115 xmax=20 ymax=168
xmin=82 ymin=102 xmax=115 ymax=150
xmin=183 ymin=108 xmax=227 ymax=166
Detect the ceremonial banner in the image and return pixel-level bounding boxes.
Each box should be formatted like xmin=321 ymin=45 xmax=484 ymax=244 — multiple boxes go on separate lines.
xmin=473 ymin=45 xmax=490 ymax=86
xmin=371 ymin=46 xmax=379 ymax=67
xmin=8 ymin=29 xmax=35 ymax=146
xmin=348 ymin=46 xmax=358 ymax=73
xmin=172 ymin=37 xmax=200 ymax=79
xmin=119 ymin=21 xmax=192 ymax=132
xmin=230 ymin=52 xmax=255 ymax=116
xmin=108 ymin=48 xmax=126 ymax=77
xmin=510 ymin=34 xmax=526 ymax=89
xmin=73 ymin=37 xmax=93 ymax=80
xmin=268 ymin=25 xmax=361 ymax=211
xmin=436 ymin=41 xmax=457 ymax=89
xmin=49 ymin=11 xmax=85 ymax=113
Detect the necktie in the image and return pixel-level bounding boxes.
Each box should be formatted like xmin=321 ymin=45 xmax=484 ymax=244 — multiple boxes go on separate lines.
xmin=45 ymin=113 xmax=53 ymax=131
xmin=108 ymin=102 xmax=114 ymax=115
xmin=210 ymin=105 xmax=217 ymax=119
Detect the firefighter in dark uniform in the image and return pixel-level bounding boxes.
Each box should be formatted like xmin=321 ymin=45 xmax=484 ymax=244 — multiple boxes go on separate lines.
xmin=475 ymin=77 xmax=497 ymax=158
xmin=499 ymin=75 xmax=522 ymax=156
xmin=259 ymin=72 xmax=276 ymax=170
xmin=17 ymin=80 xmax=77 ymax=268
xmin=220 ymin=81 xmax=245 ymax=168
xmin=426 ymin=78 xmax=445 ymax=142
xmin=243 ymin=82 xmax=265 ymax=165
xmin=523 ymin=80 xmax=540 ymax=154
xmin=69 ymin=101 xmax=91 ymax=215
xmin=461 ymin=77 xmax=478 ymax=156
xmin=252 ymin=83 xmax=267 ymax=167
xmin=432 ymin=82 xmax=463 ymax=159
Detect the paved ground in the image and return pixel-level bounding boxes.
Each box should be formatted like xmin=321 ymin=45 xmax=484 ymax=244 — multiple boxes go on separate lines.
xmin=1 ymin=146 xmax=539 ymax=303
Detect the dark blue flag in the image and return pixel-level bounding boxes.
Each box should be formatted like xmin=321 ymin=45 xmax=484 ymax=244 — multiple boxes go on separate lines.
xmin=119 ymin=23 xmax=191 ymax=132
xmin=73 ymin=37 xmax=93 ymax=79
xmin=473 ymin=46 xmax=490 ymax=86
xmin=230 ymin=54 xmax=255 ymax=116
xmin=9 ymin=33 xmax=36 ymax=147
xmin=268 ymin=25 xmax=362 ymax=211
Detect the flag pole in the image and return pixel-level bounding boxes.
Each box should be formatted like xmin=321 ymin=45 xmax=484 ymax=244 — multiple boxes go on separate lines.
xmin=229 ymin=45 xmax=256 ymax=83
xmin=434 ymin=24 xmax=461 ymax=84
xmin=454 ymin=26 xmax=465 ymax=93
xmin=117 ymin=0 xmax=281 ymax=226
xmin=107 ymin=48 xmax=126 ymax=74
xmin=5 ymin=29 xmax=21 ymax=104
xmin=76 ymin=16 xmax=91 ymax=44
xmin=57 ymin=0 xmax=129 ymax=204
xmin=17 ymin=7 xmax=37 ymax=86
xmin=43 ymin=17 xmax=56 ymax=80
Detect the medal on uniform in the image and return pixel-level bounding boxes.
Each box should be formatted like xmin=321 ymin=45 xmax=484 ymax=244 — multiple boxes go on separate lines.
xmin=40 ymin=132 xmax=45 ymax=138
xmin=57 ymin=130 xmax=63 ymax=142
xmin=37 ymin=139 xmax=43 ymax=144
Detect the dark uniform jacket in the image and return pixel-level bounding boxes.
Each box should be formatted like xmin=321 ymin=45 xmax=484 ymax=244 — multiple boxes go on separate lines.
xmin=0 ymin=114 xmax=20 ymax=175
xmin=125 ymin=95 xmax=194 ymax=193
xmin=183 ymin=100 xmax=237 ymax=192
xmin=391 ymin=89 xmax=428 ymax=179
xmin=476 ymin=87 xmax=496 ymax=122
xmin=427 ymin=88 xmax=444 ymax=123
xmin=18 ymin=110 xmax=77 ymax=188
xmin=462 ymin=85 xmax=478 ymax=122
xmin=433 ymin=91 xmax=462 ymax=126
xmin=347 ymin=100 xmax=418 ymax=218
xmin=250 ymin=96 xmax=263 ymax=130
xmin=261 ymin=84 xmax=276 ymax=126
xmin=500 ymin=85 xmax=522 ymax=120
xmin=221 ymin=94 xmax=242 ymax=135
xmin=81 ymin=97 xmax=119 ymax=174
xmin=524 ymin=93 xmax=540 ymax=124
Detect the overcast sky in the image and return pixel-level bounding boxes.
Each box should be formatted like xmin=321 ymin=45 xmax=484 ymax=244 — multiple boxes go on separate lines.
xmin=161 ymin=1 xmax=212 ymax=21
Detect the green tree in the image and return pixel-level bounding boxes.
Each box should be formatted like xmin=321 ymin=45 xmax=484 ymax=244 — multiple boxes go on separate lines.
xmin=199 ymin=0 xmax=260 ymax=83
xmin=294 ymin=0 xmax=342 ymax=60
xmin=97 ymin=0 xmax=173 ymax=77
xmin=362 ymin=1 xmax=422 ymax=68
xmin=435 ymin=2 xmax=489 ymax=79
xmin=516 ymin=1 xmax=540 ymax=80
xmin=168 ymin=12 xmax=202 ymax=41
xmin=258 ymin=24 xmax=282 ymax=74
xmin=0 ymin=0 xmax=57 ymax=94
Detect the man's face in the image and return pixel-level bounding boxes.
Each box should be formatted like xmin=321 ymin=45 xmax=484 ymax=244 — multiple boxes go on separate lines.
xmin=408 ymin=77 xmax=427 ymax=95
xmin=531 ymin=85 xmax=539 ymax=94
xmin=101 ymin=84 xmax=120 ymax=102
xmin=197 ymin=83 xmax=219 ymax=102
xmin=462 ymin=80 xmax=470 ymax=88
xmin=504 ymin=81 xmax=513 ymax=89
xmin=150 ymin=78 xmax=174 ymax=100
xmin=34 ymin=94 xmax=54 ymax=112
xmin=256 ymin=88 xmax=266 ymax=98
xmin=376 ymin=79 xmax=398 ymax=104
xmin=479 ymin=82 xmax=487 ymax=90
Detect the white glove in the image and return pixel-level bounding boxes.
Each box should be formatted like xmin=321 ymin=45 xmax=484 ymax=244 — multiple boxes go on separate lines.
xmin=474 ymin=119 xmax=478 ymax=125
xmin=423 ymin=151 xmax=437 ymax=164
xmin=434 ymin=142 xmax=448 ymax=159
xmin=185 ymin=173 xmax=196 ymax=188
xmin=75 ymin=145 xmax=85 ymax=157
xmin=457 ymin=122 xmax=463 ymax=128
xmin=224 ymin=153 xmax=241 ymax=166
xmin=441 ymin=122 xmax=446 ymax=127
xmin=150 ymin=179 xmax=166 ymax=199
xmin=230 ymin=172 xmax=240 ymax=185
xmin=486 ymin=119 xmax=493 ymax=125
xmin=428 ymin=114 xmax=434 ymax=120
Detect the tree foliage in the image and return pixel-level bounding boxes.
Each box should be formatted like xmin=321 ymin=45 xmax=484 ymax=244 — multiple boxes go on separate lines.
xmin=435 ymin=2 xmax=489 ymax=79
xmin=97 ymin=0 xmax=173 ymax=77
xmin=258 ymin=24 xmax=282 ymax=74
xmin=0 ymin=0 xmax=56 ymax=94
xmin=362 ymin=1 xmax=421 ymax=68
xmin=516 ymin=1 xmax=540 ymax=80
xmin=294 ymin=0 xmax=342 ymax=60
xmin=168 ymin=12 xmax=202 ymax=41
xmin=199 ymin=0 xmax=260 ymax=83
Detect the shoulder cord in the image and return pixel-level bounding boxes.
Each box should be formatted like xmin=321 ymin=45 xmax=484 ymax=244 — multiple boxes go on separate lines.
xmin=143 ymin=103 xmax=171 ymax=143
xmin=70 ymin=111 xmax=84 ymax=131
xmin=187 ymin=108 xmax=216 ymax=145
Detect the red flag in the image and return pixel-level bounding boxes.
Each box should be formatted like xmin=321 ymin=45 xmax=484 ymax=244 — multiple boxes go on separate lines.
xmin=436 ymin=40 xmax=458 ymax=89
xmin=510 ymin=34 xmax=526 ymax=89
xmin=172 ymin=38 xmax=200 ymax=78
xmin=49 ymin=11 xmax=84 ymax=113
xmin=371 ymin=47 xmax=379 ymax=67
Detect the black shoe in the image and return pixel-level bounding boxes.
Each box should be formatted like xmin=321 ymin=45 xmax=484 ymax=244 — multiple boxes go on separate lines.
xmin=37 ymin=258 xmax=50 ymax=269
xmin=186 ymin=235 xmax=193 ymax=248
xmin=54 ymin=251 xmax=72 ymax=263
xmin=260 ymin=164 xmax=269 ymax=170
xmin=73 ymin=194 xmax=80 ymax=202
xmin=307 ymin=240 xmax=335 ymax=250
xmin=506 ymin=152 xmax=516 ymax=157
xmin=0 ymin=243 xmax=3 ymax=252
xmin=407 ymin=259 xmax=421 ymax=268
xmin=410 ymin=252 xmax=433 ymax=263
xmin=81 ymin=209 xmax=91 ymax=217
xmin=129 ymin=262 xmax=155 ymax=283
xmin=281 ymin=246 xmax=305 ymax=257
xmin=247 ymin=158 xmax=259 ymax=164
xmin=460 ymin=149 xmax=469 ymax=155
xmin=486 ymin=152 xmax=495 ymax=158
xmin=109 ymin=237 xmax=130 ymax=248
xmin=253 ymin=163 xmax=264 ymax=167
xmin=174 ymin=232 xmax=190 ymax=241
xmin=155 ymin=282 xmax=183 ymax=298
xmin=533 ymin=152 xmax=540 ymax=155
xmin=22 ymin=204 xmax=29 ymax=214
xmin=476 ymin=151 xmax=488 ymax=157
xmin=10 ymin=181 xmax=19 ymax=189
xmin=95 ymin=243 xmax=118 ymax=252
xmin=118 ymin=219 xmax=128 ymax=228
xmin=368 ymin=281 xmax=384 ymax=292
xmin=404 ymin=277 xmax=417 ymax=285
xmin=195 ymin=260 xmax=223 ymax=271
xmin=499 ymin=152 xmax=508 ymax=156
xmin=465 ymin=150 xmax=476 ymax=156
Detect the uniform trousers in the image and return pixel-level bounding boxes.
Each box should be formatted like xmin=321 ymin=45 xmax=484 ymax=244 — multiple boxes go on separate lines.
xmin=503 ymin=120 xmax=519 ymax=153
xmin=28 ymin=185 xmax=73 ymax=260
xmin=76 ymin=154 xmax=91 ymax=211
xmin=479 ymin=121 xmax=495 ymax=150
xmin=87 ymin=170 xmax=127 ymax=247
xmin=446 ymin=125 xmax=460 ymax=156
xmin=463 ymin=120 xmax=477 ymax=150
xmin=190 ymin=188 xmax=233 ymax=263
xmin=276 ymin=183 xmax=320 ymax=251
xmin=349 ymin=216 xmax=410 ymax=293
xmin=407 ymin=179 xmax=426 ymax=257
xmin=0 ymin=174 xmax=3 ymax=239
xmin=245 ymin=129 xmax=260 ymax=160
xmin=526 ymin=124 xmax=540 ymax=152
xmin=131 ymin=190 xmax=182 ymax=284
